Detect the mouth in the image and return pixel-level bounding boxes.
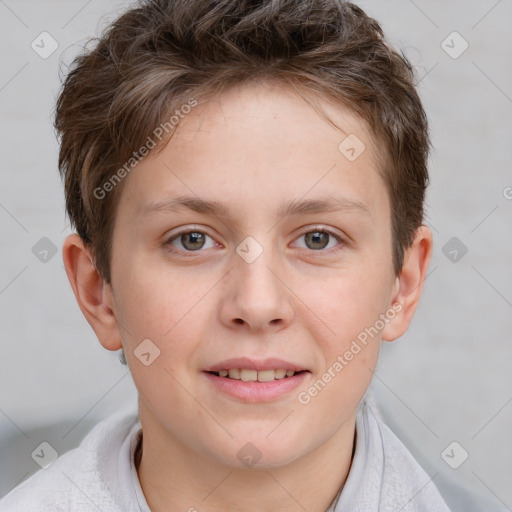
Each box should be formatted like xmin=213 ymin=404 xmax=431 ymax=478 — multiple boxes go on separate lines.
xmin=202 ymin=357 xmax=311 ymax=402
xmin=205 ymin=368 xmax=309 ymax=382
xmin=203 ymin=368 xmax=312 ymax=404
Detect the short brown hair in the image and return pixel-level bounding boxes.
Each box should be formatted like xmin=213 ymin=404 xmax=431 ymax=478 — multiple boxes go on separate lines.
xmin=54 ymin=0 xmax=430 ymax=283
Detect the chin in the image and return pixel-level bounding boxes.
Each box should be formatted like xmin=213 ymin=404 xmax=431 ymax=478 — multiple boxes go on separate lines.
xmin=208 ymin=437 xmax=304 ymax=470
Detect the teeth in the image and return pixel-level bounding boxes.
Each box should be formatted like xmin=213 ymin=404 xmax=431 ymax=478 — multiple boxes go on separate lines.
xmin=228 ymin=368 xmax=240 ymax=379
xmin=216 ymin=369 xmax=299 ymax=381
xmin=240 ymin=369 xmax=258 ymax=382
xmin=257 ymin=370 xmax=275 ymax=382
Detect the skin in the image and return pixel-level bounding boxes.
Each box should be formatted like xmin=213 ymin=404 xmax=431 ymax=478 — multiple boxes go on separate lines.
xmin=63 ymin=81 xmax=432 ymax=512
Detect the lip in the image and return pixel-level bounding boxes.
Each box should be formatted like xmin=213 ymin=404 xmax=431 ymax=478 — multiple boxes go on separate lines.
xmin=203 ymin=357 xmax=308 ymax=372
xmin=203 ymin=370 xmax=310 ymax=403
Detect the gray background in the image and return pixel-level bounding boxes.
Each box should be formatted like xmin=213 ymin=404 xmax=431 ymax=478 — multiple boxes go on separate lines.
xmin=0 ymin=0 xmax=511 ymax=509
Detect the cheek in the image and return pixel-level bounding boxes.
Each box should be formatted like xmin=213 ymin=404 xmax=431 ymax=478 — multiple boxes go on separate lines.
xmin=113 ymin=261 xmax=216 ymax=383
xmin=115 ymin=268 xmax=203 ymax=404
xmin=114 ymin=255 xmax=205 ymax=340
xmin=312 ymin=268 xmax=391 ymax=344
xmin=302 ymin=268 xmax=389 ymax=395
xmin=298 ymin=279 xmax=383 ymax=418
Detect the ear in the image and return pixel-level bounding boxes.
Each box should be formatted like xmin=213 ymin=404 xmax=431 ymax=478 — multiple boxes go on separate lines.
xmin=382 ymin=225 xmax=433 ymax=342
xmin=62 ymin=233 xmax=122 ymax=351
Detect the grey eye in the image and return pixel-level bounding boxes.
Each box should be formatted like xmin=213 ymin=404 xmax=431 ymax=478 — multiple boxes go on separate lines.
xmin=304 ymin=231 xmax=331 ymax=250
xmin=180 ymin=232 xmax=206 ymax=250
xmin=295 ymin=230 xmax=341 ymax=251
xmin=167 ymin=230 xmax=216 ymax=251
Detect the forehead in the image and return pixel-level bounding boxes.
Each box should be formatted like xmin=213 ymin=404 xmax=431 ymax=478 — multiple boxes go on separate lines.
xmin=160 ymin=81 xmax=379 ymax=160
xmin=118 ymin=81 xmax=388 ymax=224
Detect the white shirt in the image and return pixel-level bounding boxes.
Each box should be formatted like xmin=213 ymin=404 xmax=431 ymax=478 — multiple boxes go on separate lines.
xmin=0 ymin=395 xmax=492 ymax=511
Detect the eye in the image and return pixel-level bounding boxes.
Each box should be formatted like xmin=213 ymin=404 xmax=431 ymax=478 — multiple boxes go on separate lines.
xmin=293 ymin=226 xmax=344 ymax=252
xmin=165 ymin=227 xmax=218 ymax=252
xmin=164 ymin=225 xmax=344 ymax=255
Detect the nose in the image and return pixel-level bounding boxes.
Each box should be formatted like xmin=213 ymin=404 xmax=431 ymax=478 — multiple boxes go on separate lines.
xmin=218 ymin=240 xmax=295 ymax=333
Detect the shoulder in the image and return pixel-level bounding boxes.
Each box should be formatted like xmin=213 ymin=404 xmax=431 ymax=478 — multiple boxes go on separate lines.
xmin=0 ymin=406 xmax=140 ymax=512
xmin=363 ymin=396 xmax=507 ymax=512
xmin=361 ymin=396 xmax=451 ymax=512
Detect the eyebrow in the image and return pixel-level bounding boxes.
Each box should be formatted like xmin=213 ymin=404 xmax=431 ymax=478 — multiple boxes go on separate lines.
xmin=141 ymin=194 xmax=370 ymax=220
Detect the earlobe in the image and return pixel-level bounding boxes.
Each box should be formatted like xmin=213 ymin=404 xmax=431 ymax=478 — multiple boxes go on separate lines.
xmin=62 ymin=234 xmax=123 ymax=351
xmin=382 ymin=225 xmax=433 ymax=342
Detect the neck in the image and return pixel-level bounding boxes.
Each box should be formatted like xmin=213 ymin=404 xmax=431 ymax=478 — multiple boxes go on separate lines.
xmin=135 ymin=412 xmax=356 ymax=512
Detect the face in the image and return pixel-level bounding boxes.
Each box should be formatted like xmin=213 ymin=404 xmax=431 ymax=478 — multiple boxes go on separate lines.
xmin=107 ymin=81 xmax=399 ymax=468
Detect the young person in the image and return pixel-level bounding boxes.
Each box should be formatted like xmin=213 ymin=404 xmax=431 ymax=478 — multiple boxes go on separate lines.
xmin=1 ymin=0 xmax=464 ymax=510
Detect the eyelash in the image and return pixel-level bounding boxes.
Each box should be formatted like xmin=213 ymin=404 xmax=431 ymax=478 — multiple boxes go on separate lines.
xmin=164 ymin=225 xmax=345 ymax=256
